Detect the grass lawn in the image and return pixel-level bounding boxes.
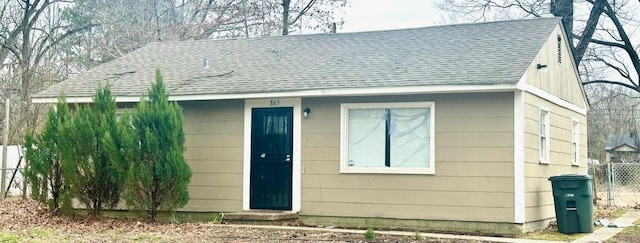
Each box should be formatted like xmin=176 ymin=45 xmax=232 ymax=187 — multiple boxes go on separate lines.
xmin=605 ymin=219 xmax=640 ymax=243
xmin=520 ymin=205 xmax=628 ymax=241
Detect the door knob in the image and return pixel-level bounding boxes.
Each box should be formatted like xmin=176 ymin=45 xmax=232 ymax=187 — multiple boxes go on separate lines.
xmin=285 ymin=154 xmax=291 ymax=162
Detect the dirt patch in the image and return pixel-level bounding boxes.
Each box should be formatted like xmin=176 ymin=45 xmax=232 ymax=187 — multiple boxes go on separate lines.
xmin=0 ymin=198 xmax=493 ymax=242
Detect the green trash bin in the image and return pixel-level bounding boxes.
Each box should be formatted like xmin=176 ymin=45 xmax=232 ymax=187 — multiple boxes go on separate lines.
xmin=549 ymin=174 xmax=593 ymax=234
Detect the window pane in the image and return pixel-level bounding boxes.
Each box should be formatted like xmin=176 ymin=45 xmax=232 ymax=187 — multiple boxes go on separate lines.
xmin=348 ymin=109 xmax=385 ymax=167
xmin=540 ymin=137 xmax=546 ymax=160
xmin=389 ymin=108 xmax=430 ymax=168
xmin=572 ymin=121 xmax=578 ymax=164
xmin=539 ymin=110 xmax=548 ymax=162
xmin=539 ymin=111 xmax=547 ymax=136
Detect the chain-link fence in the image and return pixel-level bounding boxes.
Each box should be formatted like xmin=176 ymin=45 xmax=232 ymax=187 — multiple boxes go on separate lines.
xmin=589 ymin=163 xmax=640 ymax=207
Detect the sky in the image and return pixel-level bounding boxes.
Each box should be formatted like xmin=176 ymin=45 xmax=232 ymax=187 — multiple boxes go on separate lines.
xmin=337 ymin=0 xmax=446 ymax=33
xmin=333 ymin=0 xmax=640 ymax=35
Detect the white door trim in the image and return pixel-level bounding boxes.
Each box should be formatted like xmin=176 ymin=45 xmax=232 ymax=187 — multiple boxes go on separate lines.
xmin=243 ymin=98 xmax=301 ymax=212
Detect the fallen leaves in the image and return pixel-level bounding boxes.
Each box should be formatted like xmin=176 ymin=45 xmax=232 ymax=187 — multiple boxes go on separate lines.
xmin=0 ymin=198 xmax=489 ymax=242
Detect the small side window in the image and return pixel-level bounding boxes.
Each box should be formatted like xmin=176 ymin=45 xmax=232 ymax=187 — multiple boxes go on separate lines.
xmin=571 ymin=119 xmax=579 ymax=166
xmin=539 ymin=107 xmax=550 ymax=164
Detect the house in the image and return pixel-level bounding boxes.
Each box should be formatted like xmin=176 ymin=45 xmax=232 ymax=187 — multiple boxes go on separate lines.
xmin=33 ymin=18 xmax=588 ymax=234
xmin=605 ymin=132 xmax=639 ymax=163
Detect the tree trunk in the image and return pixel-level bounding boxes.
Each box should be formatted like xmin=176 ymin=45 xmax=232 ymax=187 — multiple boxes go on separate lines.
xmin=551 ymin=0 xmax=574 ymax=46
xmin=282 ymin=0 xmax=290 ymax=35
xmin=573 ymin=0 xmax=605 ymax=66
xmin=20 ymin=17 xmax=33 ymax=141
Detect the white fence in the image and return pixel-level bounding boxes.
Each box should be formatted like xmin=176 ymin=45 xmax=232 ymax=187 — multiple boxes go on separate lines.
xmin=0 ymin=145 xmax=25 ymax=197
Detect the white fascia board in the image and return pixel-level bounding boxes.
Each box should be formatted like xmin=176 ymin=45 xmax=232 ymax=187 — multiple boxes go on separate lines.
xmin=32 ymin=96 xmax=141 ymax=104
xmin=32 ymin=84 xmax=518 ymax=104
xmin=516 ymin=82 xmax=587 ymax=116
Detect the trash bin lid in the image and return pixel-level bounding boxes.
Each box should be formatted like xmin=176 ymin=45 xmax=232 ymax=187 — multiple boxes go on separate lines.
xmin=549 ymin=174 xmax=592 ymax=181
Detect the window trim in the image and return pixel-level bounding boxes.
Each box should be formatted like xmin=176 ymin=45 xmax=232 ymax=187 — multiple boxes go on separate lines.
xmin=571 ymin=118 xmax=580 ymax=166
xmin=339 ymin=101 xmax=435 ymax=174
xmin=539 ymin=107 xmax=550 ymax=164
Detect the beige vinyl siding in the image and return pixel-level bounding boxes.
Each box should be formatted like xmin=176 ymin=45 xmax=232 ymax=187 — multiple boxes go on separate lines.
xmin=523 ymin=26 xmax=586 ymax=109
xmin=523 ymin=92 xmax=586 ymax=222
xmin=301 ymin=93 xmax=515 ymax=223
xmin=181 ymin=100 xmax=244 ymax=212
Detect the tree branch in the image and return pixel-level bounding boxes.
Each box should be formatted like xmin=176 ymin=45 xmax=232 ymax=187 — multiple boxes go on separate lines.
xmin=602 ymin=1 xmax=640 ymax=85
xmin=289 ymin=0 xmax=317 ymax=26
xmin=574 ymin=33 xmax=627 ymax=49
xmin=34 ymin=23 xmax=101 ymax=66
xmin=0 ymin=41 xmax=20 ymax=62
xmin=573 ymin=0 xmax=604 ymax=66
xmin=584 ymin=80 xmax=640 ymax=93
xmin=589 ymin=55 xmax=632 ymax=81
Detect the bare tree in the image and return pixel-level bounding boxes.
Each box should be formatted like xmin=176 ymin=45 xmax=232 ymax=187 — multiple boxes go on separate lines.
xmin=586 ymin=85 xmax=640 ymax=161
xmin=280 ymin=0 xmax=346 ymax=35
xmin=1 ymin=0 xmax=95 ymax=141
xmin=60 ymin=0 xmax=347 ymax=74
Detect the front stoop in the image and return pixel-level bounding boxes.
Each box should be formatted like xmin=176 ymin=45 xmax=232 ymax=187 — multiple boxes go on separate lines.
xmin=224 ymin=211 xmax=299 ymax=225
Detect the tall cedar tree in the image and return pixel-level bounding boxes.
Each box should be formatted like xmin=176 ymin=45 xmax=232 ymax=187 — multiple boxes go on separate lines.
xmin=24 ymin=95 xmax=72 ymax=213
xmin=124 ymin=69 xmax=191 ymax=221
xmin=60 ymin=84 xmax=127 ymax=216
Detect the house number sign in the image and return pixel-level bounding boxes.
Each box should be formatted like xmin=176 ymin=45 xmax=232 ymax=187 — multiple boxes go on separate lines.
xmin=270 ymin=99 xmax=280 ymax=106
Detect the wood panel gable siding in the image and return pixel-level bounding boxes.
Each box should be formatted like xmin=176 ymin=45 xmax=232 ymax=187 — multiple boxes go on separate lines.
xmin=522 ymin=25 xmax=587 ymax=110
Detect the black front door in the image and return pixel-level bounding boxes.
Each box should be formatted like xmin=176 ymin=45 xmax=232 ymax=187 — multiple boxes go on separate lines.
xmin=250 ymin=107 xmax=293 ymax=210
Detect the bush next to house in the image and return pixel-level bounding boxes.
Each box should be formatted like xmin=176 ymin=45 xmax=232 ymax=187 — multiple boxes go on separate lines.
xmin=123 ymin=68 xmax=192 ymax=221
xmin=23 ymin=69 xmax=190 ymax=219
xmin=60 ymin=84 xmax=129 ymax=216
xmin=24 ymin=96 xmax=72 ymax=213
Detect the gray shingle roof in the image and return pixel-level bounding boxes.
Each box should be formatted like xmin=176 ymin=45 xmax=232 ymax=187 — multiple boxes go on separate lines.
xmin=605 ymin=133 xmax=639 ymax=151
xmin=34 ymin=18 xmax=561 ymax=100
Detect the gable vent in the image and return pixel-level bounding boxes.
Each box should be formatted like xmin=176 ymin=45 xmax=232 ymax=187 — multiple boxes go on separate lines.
xmin=557 ymin=35 xmax=562 ymax=64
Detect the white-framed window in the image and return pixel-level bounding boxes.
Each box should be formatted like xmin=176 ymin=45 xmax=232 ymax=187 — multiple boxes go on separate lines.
xmin=539 ymin=107 xmax=550 ymax=164
xmin=340 ymin=102 xmax=435 ymax=174
xmin=571 ymin=119 xmax=580 ymax=166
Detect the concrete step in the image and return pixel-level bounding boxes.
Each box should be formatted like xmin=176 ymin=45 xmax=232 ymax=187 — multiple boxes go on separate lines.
xmin=223 ymin=211 xmax=299 ymax=225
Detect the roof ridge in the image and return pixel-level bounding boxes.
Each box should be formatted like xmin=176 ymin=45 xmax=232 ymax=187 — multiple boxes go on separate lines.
xmin=33 ymin=17 xmax=564 ymax=101
xmin=145 ymin=17 xmax=562 ymax=45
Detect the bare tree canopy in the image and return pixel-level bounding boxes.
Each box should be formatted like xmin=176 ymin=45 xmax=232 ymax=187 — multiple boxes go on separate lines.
xmin=0 ymin=0 xmax=348 ymax=143
xmin=60 ymin=0 xmax=347 ymax=71
xmin=1 ymin=0 xmax=98 ymax=141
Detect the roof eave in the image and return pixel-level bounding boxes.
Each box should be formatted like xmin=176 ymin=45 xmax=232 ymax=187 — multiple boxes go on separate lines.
xmin=32 ymin=83 xmax=519 ymax=104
